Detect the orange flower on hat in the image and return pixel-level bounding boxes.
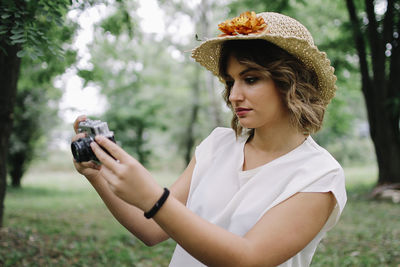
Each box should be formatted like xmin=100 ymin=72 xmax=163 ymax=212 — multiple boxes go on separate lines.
xmin=218 ymin=11 xmax=267 ymax=37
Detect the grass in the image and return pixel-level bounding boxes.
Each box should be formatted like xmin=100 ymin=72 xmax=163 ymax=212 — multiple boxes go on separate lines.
xmin=1 ymin=152 xmax=177 ymax=267
xmin=1 ymin=151 xmax=400 ymax=266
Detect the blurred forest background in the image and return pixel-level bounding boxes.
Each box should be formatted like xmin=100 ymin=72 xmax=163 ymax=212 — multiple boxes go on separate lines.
xmin=1 ymin=0 xmax=399 ymax=266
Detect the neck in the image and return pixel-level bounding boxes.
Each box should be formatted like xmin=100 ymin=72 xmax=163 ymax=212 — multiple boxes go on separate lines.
xmin=248 ymin=119 xmax=306 ymax=154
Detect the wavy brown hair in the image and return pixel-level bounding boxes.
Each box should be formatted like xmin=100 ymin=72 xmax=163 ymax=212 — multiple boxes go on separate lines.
xmin=218 ymin=39 xmax=326 ymax=137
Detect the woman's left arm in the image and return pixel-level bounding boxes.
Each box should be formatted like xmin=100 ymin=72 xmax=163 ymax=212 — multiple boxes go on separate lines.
xmin=91 ymin=136 xmax=336 ymax=267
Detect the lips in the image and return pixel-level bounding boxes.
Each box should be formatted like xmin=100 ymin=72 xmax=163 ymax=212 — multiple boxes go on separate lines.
xmin=235 ymin=107 xmax=252 ymax=117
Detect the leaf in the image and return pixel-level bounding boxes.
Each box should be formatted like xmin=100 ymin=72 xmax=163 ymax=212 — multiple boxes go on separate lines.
xmin=27 ymin=34 xmax=40 ymax=44
xmin=11 ymin=38 xmax=27 ymax=44
xmin=11 ymin=28 xmax=24 ymax=34
xmin=1 ymin=14 xmax=11 ymax=19
xmin=16 ymin=49 xmax=27 ymax=58
xmin=55 ymin=18 xmax=64 ymax=27
xmin=34 ymin=47 xmax=44 ymax=57
xmin=10 ymin=33 xmax=25 ymax=40
xmin=29 ymin=51 xmax=38 ymax=61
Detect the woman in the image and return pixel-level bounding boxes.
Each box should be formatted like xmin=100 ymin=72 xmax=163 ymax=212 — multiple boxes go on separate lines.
xmin=72 ymin=12 xmax=346 ymax=266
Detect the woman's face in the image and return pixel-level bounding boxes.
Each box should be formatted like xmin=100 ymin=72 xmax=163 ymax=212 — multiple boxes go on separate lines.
xmin=226 ymin=55 xmax=290 ymax=130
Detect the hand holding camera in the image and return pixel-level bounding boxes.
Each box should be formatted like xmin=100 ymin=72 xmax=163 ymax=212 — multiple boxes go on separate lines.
xmin=71 ymin=115 xmax=163 ymax=209
xmin=71 ymin=116 xmax=104 ymax=181
xmin=71 ymin=118 xmax=116 ymax=163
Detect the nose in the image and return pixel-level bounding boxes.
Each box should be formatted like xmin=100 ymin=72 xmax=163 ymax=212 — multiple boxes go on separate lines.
xmin=228 ymin=82 xmax=244 ymax=103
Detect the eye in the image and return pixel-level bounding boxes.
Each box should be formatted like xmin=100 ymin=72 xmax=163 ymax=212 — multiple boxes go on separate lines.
xmin=244 ymin=77 xmax=259 ymax=85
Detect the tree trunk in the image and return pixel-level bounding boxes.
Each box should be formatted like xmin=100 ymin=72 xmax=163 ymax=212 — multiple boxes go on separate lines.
xmin=199 ymin=0 xmax=223 ymax=127
xmin=367 ymin=87 xmax=400 ymax=185
xmin=184 ymin=66 xmax=201 ymax=165
xmin=11 ymin=172 xmax=22 ymax=188
xmin=136 ymin=123 xmax=146 ymax=165
xmin=0 ymin=41 xmax=22 ymax=227
xmin=206 ymin=72 xmax=223 ymax=127
xmin=346 ymin=0 xmax=400 ymax=186
xmin=9 ymin=152 xmax=24 ymax=188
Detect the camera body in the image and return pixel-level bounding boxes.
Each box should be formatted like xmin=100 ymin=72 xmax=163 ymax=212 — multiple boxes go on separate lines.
xmin=71 ymin=119 xmax=115 ymax=163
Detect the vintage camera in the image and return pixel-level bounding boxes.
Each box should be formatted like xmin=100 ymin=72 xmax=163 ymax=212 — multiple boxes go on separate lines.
xmin=71 ymin=119 xmax=115 ymax=163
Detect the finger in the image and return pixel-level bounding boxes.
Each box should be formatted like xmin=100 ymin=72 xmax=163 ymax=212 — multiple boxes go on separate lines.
xmin=79 ymin=160 xmax=101 ymax=170
xmin=90 ymin=141 xmax=121 ymax=170
xmin=71 ymin=133 xmax=86 ymax=142
xmin=98 ymin=165 xmax=121 ymax=194
xmin=73 ymin=115 xmax=87 ymax=133
xmin=100 ymin=166 xmax=118 ymax=185
xmin=94 ymin=135 xmax=132 ymax=163
xmin=73 ymin=158 xmax=101 ymax=171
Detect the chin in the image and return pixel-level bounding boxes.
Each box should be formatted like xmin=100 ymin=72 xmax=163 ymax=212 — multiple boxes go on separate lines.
xmin=238 ymin=119 xmax=258 ymax=129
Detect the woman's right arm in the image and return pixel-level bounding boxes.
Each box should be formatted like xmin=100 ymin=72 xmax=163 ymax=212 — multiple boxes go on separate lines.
xmin=83 ymin=158 xmax=195 ymax=246
xmin=72 ymin=115 xmax=195 ymax=246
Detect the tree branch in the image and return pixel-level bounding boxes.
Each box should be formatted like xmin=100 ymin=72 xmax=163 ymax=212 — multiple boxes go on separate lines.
xmin=383 ymin=0 xmax=394 ymax=45
xmin=345 ymin=0 xmax=371 ymax=94
xmin=365 ymin=0 xmax=384 ymax=81
xmin=389 ymin=5 xmax=400 ymax=96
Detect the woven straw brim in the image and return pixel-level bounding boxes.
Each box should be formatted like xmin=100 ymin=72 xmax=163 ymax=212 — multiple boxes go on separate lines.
xmin=192 ymin=33 xmax=337 ymax=106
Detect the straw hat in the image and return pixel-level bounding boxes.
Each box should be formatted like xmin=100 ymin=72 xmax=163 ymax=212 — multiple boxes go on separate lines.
xmin=191 ymin=12 xmax=337 ymax=105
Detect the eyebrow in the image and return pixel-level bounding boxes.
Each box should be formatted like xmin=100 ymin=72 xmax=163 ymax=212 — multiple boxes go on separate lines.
xmin=239 ymin=67 xmax=259 ymax=76
xmin=225 ymin=67 xmax=260 ymax=80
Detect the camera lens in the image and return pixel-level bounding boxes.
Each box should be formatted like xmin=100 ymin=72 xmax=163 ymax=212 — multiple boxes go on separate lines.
xmin=71 ymin=137 xmax=97 ymax=162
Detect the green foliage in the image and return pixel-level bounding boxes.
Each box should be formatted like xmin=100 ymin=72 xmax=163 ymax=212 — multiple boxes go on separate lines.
xmin=7 ymin=87 xmax=58 ymax=186
xmin=324 ymin=137 xmax=376 ymax=167
xmin=155 ymin=1 xmax=233 ymax=165
xmin=100 ymin=1 xmax=137 ymax=38
xmin=79 ymin=0 xmax=372 ymax=168
xmin=5 ymin=2 xmax=78 ymax=185
xmin=78 ymin=1 xmax=159 ymax=166
xmin=78 ymin=0 xmax=219 ymax=167
xmin=228 ymin=0 xmax=294 ymax=14
xmin=0 ymin=0 xmax=71 ymax=60
xmin=105 ymin=99 xmax=164 ymax=166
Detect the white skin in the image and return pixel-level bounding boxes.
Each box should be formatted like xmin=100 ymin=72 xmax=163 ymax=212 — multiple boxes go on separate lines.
xmin=72 ymin=55 xmax=335 ymax=266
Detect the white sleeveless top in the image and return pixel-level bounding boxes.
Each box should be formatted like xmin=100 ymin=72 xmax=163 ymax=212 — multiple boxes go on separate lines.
xmin=169 ymin=127 xmax=347 ymax=266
